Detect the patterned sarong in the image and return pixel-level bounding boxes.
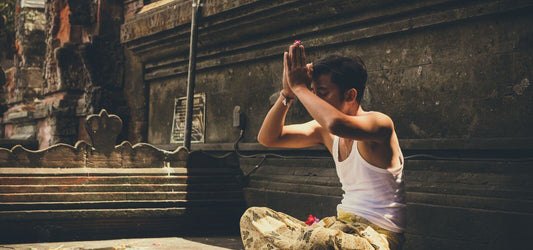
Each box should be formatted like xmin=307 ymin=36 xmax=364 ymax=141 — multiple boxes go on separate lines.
xmin=240 ymin=207 xmax=404 ymax=250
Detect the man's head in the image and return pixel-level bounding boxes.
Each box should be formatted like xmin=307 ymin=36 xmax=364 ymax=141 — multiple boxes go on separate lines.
xmin=311 ymin=54 xmax=367 ymax=105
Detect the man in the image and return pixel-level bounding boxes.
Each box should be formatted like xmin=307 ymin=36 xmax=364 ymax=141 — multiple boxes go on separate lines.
xmin=240 ymin=42 xmax=406 ymax=250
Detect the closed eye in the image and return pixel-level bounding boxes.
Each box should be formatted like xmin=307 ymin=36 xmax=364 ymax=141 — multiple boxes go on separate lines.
xmin=316 ymin=88 xmax=328 ymax=97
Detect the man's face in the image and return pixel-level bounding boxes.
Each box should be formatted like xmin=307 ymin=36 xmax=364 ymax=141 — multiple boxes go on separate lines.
xmin=310 ymin=73 xmax=344 ymax=110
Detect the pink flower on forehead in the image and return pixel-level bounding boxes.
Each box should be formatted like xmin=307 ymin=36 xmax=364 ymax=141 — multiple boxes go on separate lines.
xmin=305 ymin=214 xmax=319 ymax=226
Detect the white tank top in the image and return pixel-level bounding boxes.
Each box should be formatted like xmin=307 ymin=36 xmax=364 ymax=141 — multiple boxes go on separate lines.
xmin=332 ymin=136 xmax=406 ymax=233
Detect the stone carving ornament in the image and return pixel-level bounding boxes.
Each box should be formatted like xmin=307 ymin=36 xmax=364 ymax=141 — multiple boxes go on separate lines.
xmin=0 ymin=109 xmax=188 ymax=168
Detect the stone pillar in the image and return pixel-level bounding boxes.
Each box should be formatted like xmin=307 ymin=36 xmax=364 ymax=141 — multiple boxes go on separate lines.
xmin=39 ymin=0 xmax=127 ymax=148
xmin=1 ymin=0 xmax=127 ymax=149
xmin=1 ymin=0 xmax=46 ymax=142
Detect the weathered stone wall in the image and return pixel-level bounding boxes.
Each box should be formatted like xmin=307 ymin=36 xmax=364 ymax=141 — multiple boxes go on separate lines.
xmin=43 ymin=0 xmax=124 ymax=109
xmin=0 ymin=1 xmax=46 ymax=143
xmin=123 ymin=48 xmax=148 ymax=144
xmin=1 ymin=0 xmax=129 ymax=148
xmin=122 ymin=0 xmax=532 ymax=145
xmin=0 ymin=0 xmax=16 ymax=70
xmin=122 ymin=0 xmax=532 ymax=249
xmin=13 ymin=5 xmax=46 ymax=104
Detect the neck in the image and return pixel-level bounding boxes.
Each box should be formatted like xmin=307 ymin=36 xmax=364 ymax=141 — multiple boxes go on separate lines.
xmin=344 ymin=103 xmax=364 ymax=116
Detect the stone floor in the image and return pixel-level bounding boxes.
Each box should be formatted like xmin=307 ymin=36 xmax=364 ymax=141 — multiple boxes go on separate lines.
xmin=0 ymin=236 xmax=244 ymax=250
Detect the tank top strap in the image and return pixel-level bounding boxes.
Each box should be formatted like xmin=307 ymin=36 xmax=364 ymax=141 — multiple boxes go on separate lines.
xmin=332 ymin=136 xmax=340 ymax=162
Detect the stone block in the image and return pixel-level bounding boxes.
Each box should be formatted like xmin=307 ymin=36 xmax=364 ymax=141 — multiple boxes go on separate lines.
xmin=5 ymin=123 xmax=36 ymax=140
xmin=18 ymin=67 xmax=44 ymax=88
xmin=5 ymin=110 xmax=32 ymax=121
xmin=123 ymin=0 xmax=144 ymax=20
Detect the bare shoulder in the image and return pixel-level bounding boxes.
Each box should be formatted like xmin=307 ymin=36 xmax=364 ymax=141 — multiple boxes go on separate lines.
xmin=347 ymin=111 xmax=395 ymax=143
xmin=357 ymin=112 xmax=402 ymax=169
xmin=364 ymin=111 xmax=395 ymax=128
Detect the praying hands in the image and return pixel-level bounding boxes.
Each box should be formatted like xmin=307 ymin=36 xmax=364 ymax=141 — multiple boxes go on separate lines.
xmin=282 ymin=41 xmax=312 ymax=98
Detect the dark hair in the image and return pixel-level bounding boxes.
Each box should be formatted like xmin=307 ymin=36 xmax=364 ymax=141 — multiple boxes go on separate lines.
xmin=312 ymin=54 xmax=367 ymax=103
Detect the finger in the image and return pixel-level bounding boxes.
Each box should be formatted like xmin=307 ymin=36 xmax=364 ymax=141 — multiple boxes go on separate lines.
xmin=283 ymin=52 xmax=287 ymax=68
xmin=289 ymin=44 xmax=295 ymax=58
xmin=284 ymin=52 xmax=290 ymax=71
xmin=289 ymin=45 xmax=297 ymax=68
xmin=294 ymin=45 xmax=302 ymax=67
xmin=283 ymin=52 xmax=292 ymax=71
xmin=298 ymin=45 xmax=306 ymax=67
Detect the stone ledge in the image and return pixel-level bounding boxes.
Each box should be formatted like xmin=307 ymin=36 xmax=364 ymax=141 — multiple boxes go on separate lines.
xmin=0 ymin=206 xmax=243 ymax=221
xmin=0 ymin=199 xmax=245 ymax=211
xmin=122 ymin=0 xmax=533 ymax=80
xmin=0 ymin=167 xmax=240 ymax=175
xmin=5 ymin=110 xmax=33 ymax=121
xmin=121 ymin=0 xmax=261 ymax=43
xmin=155 ymin=137 xmax=533 ymax=152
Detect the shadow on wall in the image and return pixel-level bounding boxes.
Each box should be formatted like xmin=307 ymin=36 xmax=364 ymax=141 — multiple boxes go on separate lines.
xmin=184 ymin=150 xmax=247 ymax=235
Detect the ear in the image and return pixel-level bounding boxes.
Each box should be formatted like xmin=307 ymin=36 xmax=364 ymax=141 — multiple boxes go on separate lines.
xmin=344 ymin=88 xmax=357 ymax=102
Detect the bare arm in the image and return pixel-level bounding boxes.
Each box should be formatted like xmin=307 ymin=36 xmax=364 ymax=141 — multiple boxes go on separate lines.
xmin=292 ymin=85 xmax=393 ymax=141
xmin=257 ymin=45 xmax=324 ymax=148
xmin=257 ymin=94 xmax=323 ymax=148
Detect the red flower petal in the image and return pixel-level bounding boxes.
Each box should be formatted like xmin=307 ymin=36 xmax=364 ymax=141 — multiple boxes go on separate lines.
xmin=305 ymin=214 xmax=317 ymax=226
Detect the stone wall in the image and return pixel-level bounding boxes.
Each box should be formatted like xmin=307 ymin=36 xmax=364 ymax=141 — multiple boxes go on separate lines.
xmin=0 ymin=0 xmax=16 ymax=70
xmin=1 ymin=1 xmax=46 ymax=144
xmin=1 ymin=0 xmax=130 ymax=148
xmin=122 ymin=0 xmax=532 ymax=249
xmin=122 ymin=0 xmax=532 ymax=145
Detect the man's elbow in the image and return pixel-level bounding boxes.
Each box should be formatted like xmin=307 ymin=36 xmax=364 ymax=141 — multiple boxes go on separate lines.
xmin=257 ymin=134 xmax=275 ymax=147
xmin=257 ymin=135 xmax=268 ymax=147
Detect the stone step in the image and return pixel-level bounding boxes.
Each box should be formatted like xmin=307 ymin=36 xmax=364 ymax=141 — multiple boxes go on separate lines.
xmin=0 ymin=206 xmax=246 ymax=221
xmin=407 ymin=192 xmax=533 ymax=214
xmin=246 ymin=180 xmax=533 ymax=213
xmin=0 ymin=206 xmax=245 ymax=243
xmin=251 ymin=174 xmax=342 ymax=187
xmin=404 ymin=170 xmax=533 ymax=187
xmin=0 ymin=175 xmax=241 ymax=185
xmin=241 ymin=158 xmax=532 ymax=173
xmin=0 ymin=199 xmax=246 ymax=211
xmin=248 ymin=178 xmax=533 ymax=201
xmin=407 ymin=180 xmax=533 ymax=200
xmin=404 ymin=160 xmax=532 ymax=173
xmin=0 ymin=183 xmax=242 ymax=193
xmin=250 ymin=167 xmax=533 ymax=191
xmin=246 ymin=164 xmax=338 ymax=177
xmin=248 ymin=179 xmax=343 ymax=197
xmin=0 ymin=190 xmax=244 ymax=202
xmin=0 ymin=167 xmax=242 ymax=176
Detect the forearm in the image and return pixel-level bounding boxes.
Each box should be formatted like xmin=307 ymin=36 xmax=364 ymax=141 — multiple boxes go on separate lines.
xmin=292 ymin=86 xmax=393 ymax=141
xmin=257 ymin=94 xmax=292 ymax=146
